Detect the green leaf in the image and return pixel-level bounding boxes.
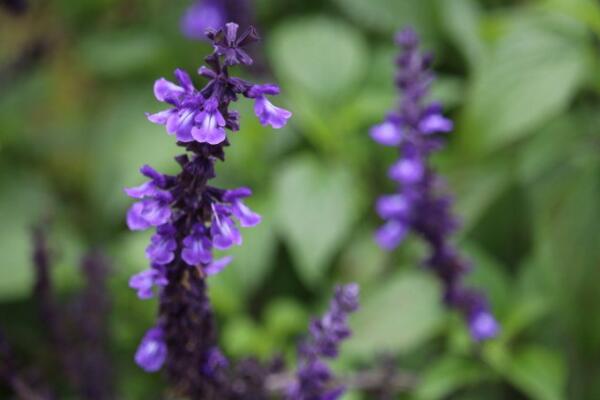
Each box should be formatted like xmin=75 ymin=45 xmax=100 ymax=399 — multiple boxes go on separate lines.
xmin=0 ymin=172 xmax=54 ymax=300
xmin=78 ymin=30 xmax=167 ymax=77
xmin=273 ymin=156 xmax=362 ymax=286
xmin=269 ymin=17 xmax=367 ymax=102
xmin=90 ymin=88 xmax=179 ymax=221
xmin=462 ymin=21 xmax=589 ymax=152
xmin=438 ymin=0 xmax=484 ymax=68
xmin=346 ymin=271 xmax=443 ymax=358
xmin=505 ymin=346 xmax=566 ymax=400
xmin=333 ymin=0 xmax=437 ymax=38
xmin=416 ymin=356 xmax=493 ymax=400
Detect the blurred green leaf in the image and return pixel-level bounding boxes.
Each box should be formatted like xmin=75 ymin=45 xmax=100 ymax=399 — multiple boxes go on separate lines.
xmin=438 ymin=0 xmax=484 ymax=68
xmin=264 ymin=297 xmax=309 ymax=340
xmin=90 ymin=89 xmax=179 ymax=221
xmin=269 ymin=17 xmax=367 ymax=102
xmin=541 ymin=0 xmax=600 ymax=34
xmin=78 ymin=30 xmax=167 ymax=77
xmin=416 ymin=356 xmax=493 ymax=400
xmin=273 ymin=156 xmax=362 ymax=286
xmin=505 ymin=346 xmax=566 ymax=400
xmin=462 ymin=21 xmax=589 ymax=152
xmin=346 ymin=271 xmax=443 ymax=358
xmin=333 ymin=0 xmax=437 ymax=39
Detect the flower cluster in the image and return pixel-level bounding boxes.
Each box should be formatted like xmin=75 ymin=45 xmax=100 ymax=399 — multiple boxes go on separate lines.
xmin=124 ymin=22 xmax=290 ymax=396
xmin=371 ymin=28 xmax=498 ymax=341
xmin=287 ymin=284 xmax=360 ymax=400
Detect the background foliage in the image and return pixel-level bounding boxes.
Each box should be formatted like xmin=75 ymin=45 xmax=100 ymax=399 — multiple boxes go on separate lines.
xmin=1 ymin=0 xmax=599 ymax=398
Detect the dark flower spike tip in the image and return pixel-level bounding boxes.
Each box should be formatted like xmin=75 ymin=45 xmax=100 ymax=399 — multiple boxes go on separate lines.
xmin=371 ymin=27 xmax=499 ymax=341
xmin=147 ymin=22 xmax=290 ymax=146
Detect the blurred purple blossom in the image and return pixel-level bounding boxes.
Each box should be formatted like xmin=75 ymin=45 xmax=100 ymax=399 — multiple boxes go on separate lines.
xmin=371 ymin=27 xmax=498 ymax=341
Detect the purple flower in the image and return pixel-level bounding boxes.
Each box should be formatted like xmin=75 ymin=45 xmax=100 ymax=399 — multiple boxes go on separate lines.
xmin=370 ymin=120 xmax=403 ymax=146
xmin=135 ymin=327 xmax=167 ymax=372
xmin=129 ymin=268 xmax=168 ymax=299
xmin=147 ymin=69 xmax=203 ymax=143
xmin=126 ymin=191 xmax=172 ymax=231
xmin=204 ymin=256 xmax=233 ymax=276
xmin=247 ymin=84 xmax=292 ymax=129
xmin=209 ymin=22 xmax=258 ymax=66
xmin=191 ymin=97 xmax=227 ymax=144
xmin=224 ymin=187 xmax=261 ymax=227
xmin=375 ymin=220 xmax=408 ymax=251
xmin=288 ymin=284 xmax=359 ymax=400
xmin=370 ymin=27 xmax=498 ymax=341
xmin=181 ymin=224 xmax=213 ymax=266
xmin=211 ymin=205 xmax=242 ymax=250
xmin=469 ymin=310 xmax=500 ymax=341
xmin=146 ymin=224 xmax=177 ymax=265
xmin=181 ymin=0 xmax=225 ymax=40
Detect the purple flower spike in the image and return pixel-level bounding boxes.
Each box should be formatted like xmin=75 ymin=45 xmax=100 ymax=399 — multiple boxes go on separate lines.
xmin=370 ymin=121 xmax=403 ymax=146
xmin=370 ymin=26 xmax=498 ymax=341
xmin=129 ymin=268 xmax=168 ymax=299
xmin=192 ymin=98 xmax=227 ymax=144
xmin=126 ymin=23 xmax=292 ymax=391
xmin=146 ymin=224 xmax=177 ymax=265
xmin=248 ymin=84 xmax=291 ymax=129
xmin=181 ymin=224 xmax=213 ymax=266
xmin=135 ymin=327 xmax=167 ymax=372
xmin=288 ymin=284 xmax=360 ymax=400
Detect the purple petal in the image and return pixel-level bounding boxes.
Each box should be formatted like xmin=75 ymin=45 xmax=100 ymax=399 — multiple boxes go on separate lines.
xmin=469 ymin=311 xmax=499 ymax=341
xmin=191 ymin=112 xmax=226 ymax=144
xmin=204 ymin=256 xmax=233 ymax=276
xmin=211 ymin=215 xmax=242 ymax=250
xmin=223 ymin=187 xmax=252 ymax=201
xmin=135 ymin=327 xmax=167 ymax=372
xmin=388 ymin=158 xmax=424 ymax=184
xmin=129 ymin=270 xmax=156 ymax=299
xmin=247 ymin=84 xmax=280 ymax=98
xmin=146 ymin=233 xmax=177 ymax=265
xmin=231 ymin=200 xmax=261 ymax=227
xmin=124 ymin=181 xmax=157 ymax=199
xmin=154 ymin=78 xmax=184 ymax=103
xmin=167 ymin=109 xmax=196 ymax=142
xmin=376 ymin=194 xmax=410 ymax=219
xmin=146 ymin=108 xmax=176 ymax=125
xmin=419 ymin=113 xmax=453 ymax=134
xmin=254 ymin=97 xmax=292 ymax=129
xmin=370 ymin=121 xmax=402 ymax=146
xmin=181 ymin=233 xmax=213 ymax=266
xmin=127 ymin=202 xmax=151 ymax=231
xmin=174 ymin=68 xmax=194 ymax=91
xmin=375 ymin=220 xmax=408 ymax=251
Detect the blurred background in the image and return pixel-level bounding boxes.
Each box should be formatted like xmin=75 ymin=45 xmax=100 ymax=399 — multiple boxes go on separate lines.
xmin=1 ymin=0 xmax=600 ymax=399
